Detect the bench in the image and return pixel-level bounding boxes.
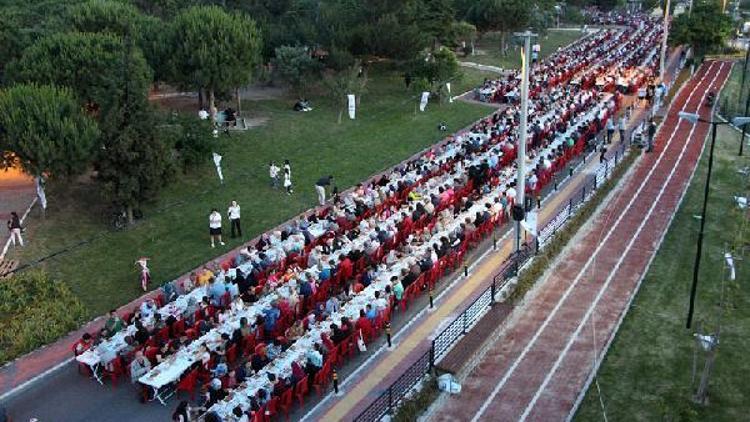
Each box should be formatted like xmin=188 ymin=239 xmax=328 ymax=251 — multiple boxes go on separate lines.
xmin=0 ymin=259 xmax=18 ymax=279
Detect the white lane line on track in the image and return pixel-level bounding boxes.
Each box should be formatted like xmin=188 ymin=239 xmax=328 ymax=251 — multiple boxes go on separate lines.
xmin=469 ymin=61 xmax=720 ymax=422
xmin=518 ymin=62 xmax=728 ymax=421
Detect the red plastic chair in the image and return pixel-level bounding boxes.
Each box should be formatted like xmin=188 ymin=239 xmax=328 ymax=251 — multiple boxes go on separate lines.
xmin=313 ymin=362 xmax=332 ymax=396
xmin=278 ymin=388 xmax=294 ymax=420
xmin=266 ymin=396 xmax=279 ymax=420
xmin=252 ymin=404 xmax=266 ymax=422
xmin=176 ymin=368 xmax=199 ymax=400
xmin=104 ymin=356 xmax=125 ymax=388
xmin=226 ymin=344 xmax=238 ymax=367
xmin=294 ymin=375 xmax=309 ymax=408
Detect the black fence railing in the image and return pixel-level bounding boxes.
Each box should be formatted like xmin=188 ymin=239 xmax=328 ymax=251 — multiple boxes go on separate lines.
xmin=353 ymin=137 xmax=635 ymax=422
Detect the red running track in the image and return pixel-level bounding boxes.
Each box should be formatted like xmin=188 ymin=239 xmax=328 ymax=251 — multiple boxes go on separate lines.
xmin=431 ymin=61 xmax=732 ymax=422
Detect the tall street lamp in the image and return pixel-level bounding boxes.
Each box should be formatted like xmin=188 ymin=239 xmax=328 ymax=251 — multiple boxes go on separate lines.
xmin=678 ymin=112 xmax=750 ymax=329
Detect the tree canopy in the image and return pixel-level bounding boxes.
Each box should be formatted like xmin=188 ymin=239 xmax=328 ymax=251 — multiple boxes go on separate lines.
xmin=0 ymin=84 xmax=99 ymax=179
xmin=6 ymin=31 xmax=152 ymax=124
xmin=669 ymin=0 xmax=733 ymax=57
xmin=167 ymin=6 xmax=261 ymax=98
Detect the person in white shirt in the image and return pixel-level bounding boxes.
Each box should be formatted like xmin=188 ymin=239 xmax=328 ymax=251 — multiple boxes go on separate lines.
xmin=283 ymin=167 xmax=293 ymax=195
xmin=269 ymin=161 xmax=280 ymax=189
xmin=209 ymin=208 xmax=224 ymax=248
xmin=198 ymin=108 xmax=209 ymax=120
xmin=228 ymin=200 xmax=242 ymax=238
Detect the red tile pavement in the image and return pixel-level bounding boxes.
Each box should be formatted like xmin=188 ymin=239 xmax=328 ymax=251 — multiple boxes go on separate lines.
xmin=430 ymin=61 xmax=732 ymax=422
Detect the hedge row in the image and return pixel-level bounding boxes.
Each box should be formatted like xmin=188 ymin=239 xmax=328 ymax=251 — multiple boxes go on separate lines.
xmin=0 ymin=270 xmax=88 ymax=364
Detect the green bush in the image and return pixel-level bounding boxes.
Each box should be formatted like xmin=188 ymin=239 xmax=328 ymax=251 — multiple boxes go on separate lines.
xmin=0 ymin=270 xmax=88 ymax=364
xmin=393 ymin=375 xmax=440 ymax=422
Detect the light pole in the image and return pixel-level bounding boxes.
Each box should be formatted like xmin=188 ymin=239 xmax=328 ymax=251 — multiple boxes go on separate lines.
xmin=660 ymin=0 xmax=671 ymax=82
xmin=512 ymin=30 xmax=537 ymax=258
xmin=678 ymin=112 xmax=750 ymax=329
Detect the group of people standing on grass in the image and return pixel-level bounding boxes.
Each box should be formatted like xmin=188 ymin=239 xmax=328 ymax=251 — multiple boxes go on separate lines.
xmin=206 ymin=159 xmax=336 ymax=249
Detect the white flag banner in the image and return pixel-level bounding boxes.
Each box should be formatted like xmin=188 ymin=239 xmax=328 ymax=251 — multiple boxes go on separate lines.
xmin=419 ymin=91 xmax=430 ymax=112
xmin=212 ymin=152 xmax=224 ymax=184
xmin=446 ymin=83 xmax=453 ymax=103
xmin=521 ymin=210 xmax=537 ymax=236
xmin=347 ymin=94 xmax=356 ymax=119
xmin=36 ymin=176 xmax=47 ymax=210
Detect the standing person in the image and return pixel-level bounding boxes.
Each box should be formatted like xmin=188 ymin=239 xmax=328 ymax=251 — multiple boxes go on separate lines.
xmin=269 ymin=161 xmax=280 ymax=189
xmin=618 ymin=115 xmax=627 ymax=144
xmin=315 ymin=175 xmax=333 ymax=206
xmin=606 ymin=118 xmax=615 ymax=144
xmin=209 ymin=208 xmax=225 ymax=248
xmin=647 ymin=118 xmax=657 ymax=153
xmin=7 ymin=211 xmax=23 ymax=247
xmin=228 ymin=200 xmax=242 ymax=238
xmin=136 ymin=257 xmax=151 ymax=292
xmin=283 ymin=167 xmax=293 ymax=195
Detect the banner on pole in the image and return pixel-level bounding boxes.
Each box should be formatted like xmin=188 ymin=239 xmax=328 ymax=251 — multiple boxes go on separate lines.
xmin=36 ymin=176 xmax=47 ymax=210
xmin=347 ymin=94 xmax=356 ymax=119
xmin=419 ymin=91 xmax=430 ymax=112
xmin=446 ymin=83 xmax=453 ymax=103
xmin=212 ymin=152 xmax=224 ymax=184
xmin=521 ymin=210 xmax=537 ymax=236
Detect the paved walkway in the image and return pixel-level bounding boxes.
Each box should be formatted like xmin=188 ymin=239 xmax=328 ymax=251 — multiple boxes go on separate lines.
xmin=0 ymin=167 xmax=35 ymax=259
xmin=430 ymin=61 xmax=731 ymax=422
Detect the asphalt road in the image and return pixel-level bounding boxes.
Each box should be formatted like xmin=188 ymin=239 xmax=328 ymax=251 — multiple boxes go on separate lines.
xmin=3 ymin=362 xmax=172 ymax=422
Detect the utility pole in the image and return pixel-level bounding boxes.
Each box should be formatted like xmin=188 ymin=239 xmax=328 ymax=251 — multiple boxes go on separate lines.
xmin=660 ymin=0 xmax=671 ymax=82
xmin=513 ymin=30 xmax=537 ymax=255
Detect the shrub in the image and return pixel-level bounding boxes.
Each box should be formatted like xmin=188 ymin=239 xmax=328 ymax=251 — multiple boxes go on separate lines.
xmin=0 ymin=270 xmax=88 ymax=364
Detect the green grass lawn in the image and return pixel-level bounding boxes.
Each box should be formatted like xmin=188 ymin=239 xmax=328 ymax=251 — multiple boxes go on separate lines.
xmin=8 ymin=67 xmax=494 ymax=318
xmin=459 ymin=29 xmax=584 ymax=68
xmin=574 ymin=115 xmax=750 ymax=419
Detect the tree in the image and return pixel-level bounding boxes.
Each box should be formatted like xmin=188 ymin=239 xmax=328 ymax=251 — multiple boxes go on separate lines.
xmin=168 ymin=6 xmax=261 ymax=119
xmin=6 ymin=32 xmax=152 ymax=127
xmin=65 ymin=0 xmax=143 ymax=35
xmin=323 ymin=60 xmax=368 ymax=123
xmin=406 ymin=47 xmax=462 ymax=100
xmin=452 ymin=20 xmax=478 ymax=56
xmin=669 ymin=0 xmax=733 ymax=57
xmin=95 ymin=34 xmax=175 ymax=224
xmin=158 ymin=114 xmax=214 ymax=171
xmin=0 ymin=84 xmax=99 ymax=179
xmin=271 ymin=45 xmax=322 ymax=97
xmin=419 ymin=0 xmax=457 ymax=49
xmin=468 ymin=0 xmax=532 ymax=55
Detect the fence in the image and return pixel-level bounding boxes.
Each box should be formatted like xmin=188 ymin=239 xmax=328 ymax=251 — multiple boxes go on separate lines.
xmin=353 ymin=138 xmax=635 ymax=422
xmin=353 ymin=248 xmax=530 ymax=422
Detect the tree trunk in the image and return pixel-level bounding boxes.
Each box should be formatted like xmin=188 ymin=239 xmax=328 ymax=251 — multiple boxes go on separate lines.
xmin=209 ymin=88 xmax=216 ymax=123
xmin=236 ymin=87 xmax=242 ymax=115
xmin=337 ymin=108 xmax=343 ymax=124
xmin=126 ymin=204 xmax=135 ymax=225
xmin=198 ymin=89 xmax=204 ymax=109
xmin=471 ymin=39 xmax=476 ymax=56
xmin=500 ymin=32 xmax=507 ymax=56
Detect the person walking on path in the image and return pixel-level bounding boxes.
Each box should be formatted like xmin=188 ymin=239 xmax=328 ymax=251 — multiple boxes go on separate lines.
xmin=209 ymin=208 xmax=225 ymax=248
xmin=269 ymin=161 xmax=280 ymax=189
xmin=7 ymin=211 xmax=23 ymax=247
xmin=606 ymin=118 xmax=615 ymax=144
xmin=228 ymin=200 xmax=242 ymax=238
xmin=647 ymin=118 xmax=657 ymax=153
xmin=618 ymin=115 xmax=627 ymax=144
xmin=315 ymin=175 xmax=334 ymax=206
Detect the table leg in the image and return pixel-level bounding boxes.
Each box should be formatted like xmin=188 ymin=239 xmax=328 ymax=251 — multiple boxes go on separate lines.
xmin=91 ymin=363 xmax=104 ymax=385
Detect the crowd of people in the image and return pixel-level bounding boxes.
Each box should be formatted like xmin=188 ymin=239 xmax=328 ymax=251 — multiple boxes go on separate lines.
xmin=71 ymin=13 xmax=663 ymax=422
